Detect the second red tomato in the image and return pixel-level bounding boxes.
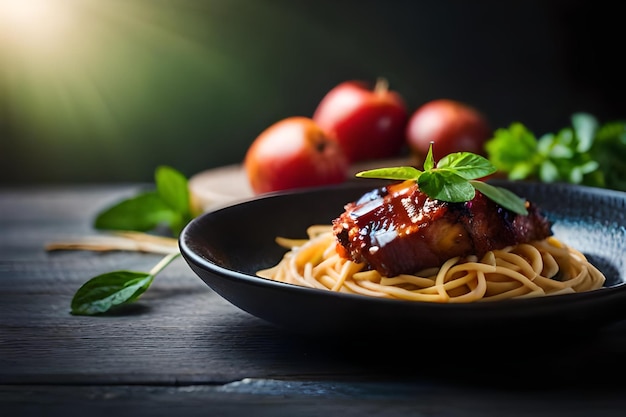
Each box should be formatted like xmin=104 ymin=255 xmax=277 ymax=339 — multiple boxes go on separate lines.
xmin=406 ymin=99 xmax=492 ymax=162
xmin=312 ymin=79 xmax=409 ymax=163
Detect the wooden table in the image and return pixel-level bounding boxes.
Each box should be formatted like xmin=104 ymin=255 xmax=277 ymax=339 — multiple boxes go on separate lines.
xmin=3 ymin=184 xmax=626 ymax=416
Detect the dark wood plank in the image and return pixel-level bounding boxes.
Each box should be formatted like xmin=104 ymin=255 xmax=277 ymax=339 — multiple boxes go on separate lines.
xmin=3 ymin=381 xmax=626 ymax=417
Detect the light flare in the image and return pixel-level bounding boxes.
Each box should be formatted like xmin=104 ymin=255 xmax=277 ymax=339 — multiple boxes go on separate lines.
xmin=0 ymin=0 xmax=75 ymax=57
xmin=0 ymin=0 xmax=229 ymax=147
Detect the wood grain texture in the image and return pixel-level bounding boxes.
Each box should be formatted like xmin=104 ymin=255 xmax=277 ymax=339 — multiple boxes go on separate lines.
xmin=3 ymin=382 xmax=626 ymax=417
xmin=2 ymin=185 xmax=626 ymax=416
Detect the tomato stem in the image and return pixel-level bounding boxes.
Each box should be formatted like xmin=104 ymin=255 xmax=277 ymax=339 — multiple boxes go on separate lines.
xmin=374 ymin=77 xmax=389 ymax=94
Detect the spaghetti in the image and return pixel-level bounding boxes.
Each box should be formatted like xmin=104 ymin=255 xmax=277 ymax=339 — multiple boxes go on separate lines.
xmin=257 ymin=225 xmax=606 ymax=302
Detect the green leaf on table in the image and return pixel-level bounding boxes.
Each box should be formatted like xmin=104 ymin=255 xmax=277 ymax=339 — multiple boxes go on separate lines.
xmin=155 ymin=165 xmax=193 ymax=236
xmin=94 ymin=191 xmax=179 ymax=233
xmin=156 ymin=165 xmax=191 ymax=216
xmin=70 ymin=270 xmax=154 ymax=315
xmin=70 ymin=252 xmax=179 ymax=316
xmin=93 ymin=166 xmax=193 ymax=237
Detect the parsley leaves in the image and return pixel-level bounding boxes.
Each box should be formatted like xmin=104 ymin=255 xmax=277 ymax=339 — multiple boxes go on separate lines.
xmin=485 ymin=112 xmax=626 ymax=191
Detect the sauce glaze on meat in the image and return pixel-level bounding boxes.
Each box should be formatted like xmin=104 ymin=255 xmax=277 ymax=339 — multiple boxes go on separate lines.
xmin=332 ymin=180 xmax=553 ymax=277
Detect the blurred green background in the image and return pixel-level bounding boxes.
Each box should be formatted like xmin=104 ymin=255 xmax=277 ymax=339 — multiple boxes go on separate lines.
xmin=0 ymin=0 xmax=623 ymax=185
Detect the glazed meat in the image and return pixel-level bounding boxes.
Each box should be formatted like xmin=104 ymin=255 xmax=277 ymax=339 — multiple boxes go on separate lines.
xmin=332 ymin=180 xmax=553 ymax=277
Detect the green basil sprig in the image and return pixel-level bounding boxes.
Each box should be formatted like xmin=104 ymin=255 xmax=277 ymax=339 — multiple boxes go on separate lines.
xmin=356 ymin=144 xmax=528 ymax=215
xmin=70 ymin=166 xmax=192 ymax=316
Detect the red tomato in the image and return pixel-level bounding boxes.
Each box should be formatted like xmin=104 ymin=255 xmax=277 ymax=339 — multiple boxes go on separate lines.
xmin=244 ymin=117 xmax=349 ymax=195
xmin=406 ymin=99 xmax=492 ymax=162
xmin=312 ymin=79 xmax=408 ymax=163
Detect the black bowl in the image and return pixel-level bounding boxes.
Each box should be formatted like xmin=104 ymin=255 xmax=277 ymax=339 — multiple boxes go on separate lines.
xmin=179 ymin=180 xmax=626 ymax=339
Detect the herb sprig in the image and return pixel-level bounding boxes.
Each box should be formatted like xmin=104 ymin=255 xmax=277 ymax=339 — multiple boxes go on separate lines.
xmin=485 ymin=112 xmax=626 ymax=191
xmin=68 ymin=165 xmax=194 ymax=316
xmin=356 ymin=144 xmax=528 ymax=215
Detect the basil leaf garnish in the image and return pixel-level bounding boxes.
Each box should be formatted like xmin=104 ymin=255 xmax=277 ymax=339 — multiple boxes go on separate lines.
xmin=356 ymin=144 xmax=528 ymax=215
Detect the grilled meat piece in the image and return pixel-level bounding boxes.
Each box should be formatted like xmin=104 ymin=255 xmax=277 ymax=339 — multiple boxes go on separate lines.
xmin=332 ymin=180 xmax=552 ymax=277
